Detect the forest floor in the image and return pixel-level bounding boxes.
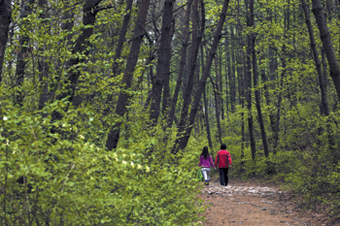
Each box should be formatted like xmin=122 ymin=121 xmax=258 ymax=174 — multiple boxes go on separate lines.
xmin=198 ymin=177 xmax=340 ymax=226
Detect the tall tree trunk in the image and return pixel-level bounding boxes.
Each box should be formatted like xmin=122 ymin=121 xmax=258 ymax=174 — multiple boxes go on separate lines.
xmin=112 ymin=0 xmax=133 ymax=77
xmin=312 ymin=0 xmax=340 ymax=101
xmin=236 ymin=0 xmax=244 ymax=170
xmin=0 ymin=0 xmax=11 ymax=81
xmin=214 ymin=57 xmax=222 ymax=143
xmin=173 ymin=0 xmax=230 ymax=153
xmin=149 ymin=0 xmax=175 ymax=124
xmin=301 ymin=0 xmax=330 ymax=116
xmin=176 ymin=0 xmax=204 ymax=137
xmin=273 ymin=47 xmax=286 ymax=154
xmin=252 ymin=36 xmax=269 ymax=158
xmin=230 ymin=27 xmax=237 ymax=112
xmin=161 ymin=0 xmax=175 ymax=116
xmin=52 ymin=0 xmax=103 ymax=121
xmin=225 ymin=31 xmax=231 ymax=113
xmin=106 ymin=0 xmax=150 ymax=150
xmin=102 ymin=0 xmax=134 ymax=117
xmin=302 ymin=0 xmax=336 ymax=163
xmin=37 ymin=0 xmax=50 ymax=110
xmin=201 ymin=43 xmax=212 ymax=149
xmin=220 ymin=51 xmax=224 ymax=120
xmin=15 ymin=0 xmax=35 ymax=106
xmin=246 ymin=0 xmax=256 ymax=160
xmin=168 ymin=0 xmax=192 ymax=128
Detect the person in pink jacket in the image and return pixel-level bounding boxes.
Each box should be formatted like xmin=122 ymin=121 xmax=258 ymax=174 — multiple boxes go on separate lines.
xmin=198 ymin=146 xmax=216 ymax=186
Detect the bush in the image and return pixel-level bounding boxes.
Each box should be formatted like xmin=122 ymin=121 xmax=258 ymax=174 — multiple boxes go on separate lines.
xmin=0 ymin=97 xmax=205 ymax=225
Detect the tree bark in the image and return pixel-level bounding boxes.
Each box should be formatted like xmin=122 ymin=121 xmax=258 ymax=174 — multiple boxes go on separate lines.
xmin=219 ymin=51 xmax=224 ymax=120
xmin=52 ymin=0 xmax=103 ymax=121
xmin=15 ymin=0 xmax=35 ymax=106
xmin=112 ymin=0 xmax=133 ymax=77
xmin=246 ymin=0 xmax=256 ymax=160
xmin=106 ymin=0 xmax=150 ymax=150
xmin=301 ymin=0 xmax=330 ymax=116
xmin=38 ymin=0 xmax=50 ymax=110
xmin=168 ymin=0 xmax=192 ymax=128
xmin=173 ymin=0 xmax=230 ymax=153
xmin=303 ymin=0 xmax=336 ymax=163
xmin=0 ymin=0 xmax=11 ymax=81
xmin=201 ymin=43 xmax=212 ymax=149
xmin=214 ymin=57 xmax=222 ymax=143
xmin=230 ymin=27 xmax=237 ymax=112
xmin=176 ymin=0 xmax=204 ymax=139
xmin=149 ymin=0 xmax=175 ymax=124
xmin=312 ymin=0 xmax=340 ymax=101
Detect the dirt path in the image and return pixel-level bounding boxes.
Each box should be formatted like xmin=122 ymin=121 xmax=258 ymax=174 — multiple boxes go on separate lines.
xmin=199 ymin=180 xmax=339 ymax=226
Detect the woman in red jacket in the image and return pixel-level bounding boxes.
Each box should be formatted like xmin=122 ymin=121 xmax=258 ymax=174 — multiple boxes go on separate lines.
xmin=215 ymin=143 xmax=232 ymax=186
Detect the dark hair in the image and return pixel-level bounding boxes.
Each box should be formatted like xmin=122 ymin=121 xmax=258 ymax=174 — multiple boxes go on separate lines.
xmin=200 ymin=146 xmax=210 ymax=160
xmin=220 ymin=143 xmax=227 ymax=150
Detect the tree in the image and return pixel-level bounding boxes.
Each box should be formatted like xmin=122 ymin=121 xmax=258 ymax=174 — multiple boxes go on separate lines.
xmin=176 ymin=0 xmax=204 ymax=143
xmin=246 ymin=0 xmax=256 ymax=160
xmin=0 ymin=0 xmax=12 ymax=81
xmin=106 ymin=0 xmax=150 ymax=150
xmin=149 ymin=0 xmax=175 ymax=124
xmin=251 ymin=0 xmax=269 ymax=158
xmin=173 ymin=0 xmax=231 ymax=153
xmin=312 ymin=0 xmax=340 ymax=101
xmin=168 ymin=0 xmax=192 ymax=128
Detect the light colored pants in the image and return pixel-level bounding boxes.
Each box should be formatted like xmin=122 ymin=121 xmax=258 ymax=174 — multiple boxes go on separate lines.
xmin=201 ymin=167 xmax=211 ymax=181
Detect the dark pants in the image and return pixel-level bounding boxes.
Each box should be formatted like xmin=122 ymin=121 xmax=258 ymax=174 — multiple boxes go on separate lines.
xmin=219 ymin=168 xmax=229 ymax=186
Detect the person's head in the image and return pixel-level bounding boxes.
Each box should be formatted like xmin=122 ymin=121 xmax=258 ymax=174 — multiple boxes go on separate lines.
xmin=220 ymin=143 xmax=227 ymax=150
xmin=201 ymin=146 xmax=210 ymax=159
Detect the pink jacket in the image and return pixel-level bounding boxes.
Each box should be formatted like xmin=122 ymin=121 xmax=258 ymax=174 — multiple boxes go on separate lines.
xmin=198 ymin=155 xmax=216 ymax=169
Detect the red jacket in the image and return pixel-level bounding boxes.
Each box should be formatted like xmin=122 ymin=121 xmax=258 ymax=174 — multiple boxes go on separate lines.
xmin=215 ymin=150 xmax=232 ymax=168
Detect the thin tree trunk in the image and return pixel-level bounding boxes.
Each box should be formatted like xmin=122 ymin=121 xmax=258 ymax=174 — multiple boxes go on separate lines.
xmin=106 ymin=0 xmax=150 ymax=150
xmin=312 ymin=0 xmax=340 ymax=101
xmin=236 ymin=0 xmax=244 ymax=170
xmin=161 ymin=5 xmax=175 ymax=117
xmin=0 ymin=0 xmax=11 ymax=81
xmin=302 ymin=0 xmax=337 ymax=163
xmin=246 ymin=0 xmax=256 ymax=160
xmin=173 ymin=0 xmax=230 ymax=153
xmin=38 ymin=0 xmax=50 ymax=110
xmin=252 ymin=36 xmax=269 ymax=157
xmin=202 ymin=43 xmax=212 ymax=149
xmin=112 ymin=0 xmax=133 ymax=77
xmin=225 ymin=31 xmax=231 ymax=113
xmin=230 ymin=27 xmax=237 ymax=112
xmin=214 ymin=57 xmax=222 ymax=143
xmin=52 ymin=0 xmax=103 ymax=121
xmin=102 ymin=0 xmax=134 ymax=116
xmin=273 ymin=46 xmax=286 ymax=154
xmin=149 ymin=0 xmax=175 ymax=124
xmin=15 ymin=0 xmax=35 ymax=106
xmin=220 ymin=51 xmax=224 ymax=120
xmin=176 ymin=0 xmax=204 ymax=136
xmin=301 ymin=0 xmax=330 ymax=115
xmin=168 ymin=0 xmax=192 ymax=128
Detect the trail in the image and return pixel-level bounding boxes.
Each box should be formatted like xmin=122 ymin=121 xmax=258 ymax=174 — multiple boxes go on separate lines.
xmin=199 ymin=180 xmax=340 ymax=226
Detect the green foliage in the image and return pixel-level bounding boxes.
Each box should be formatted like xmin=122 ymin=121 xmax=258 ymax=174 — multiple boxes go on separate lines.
xmin=0 ymin=92 xmax=205 ymax=225
xmin=0 ymin=0 xmax=206 ymax=222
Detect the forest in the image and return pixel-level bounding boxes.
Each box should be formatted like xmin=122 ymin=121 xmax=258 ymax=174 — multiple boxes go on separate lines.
xmin=0 ymin=0 xmax=340 ymax=225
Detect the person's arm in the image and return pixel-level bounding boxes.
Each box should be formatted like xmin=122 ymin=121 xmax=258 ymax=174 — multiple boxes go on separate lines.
xmin=210 ymin=156 xmax=216 ymax=169
xmin=228 ymin=152 xmax=232 ymax=167
xmin=215 ymin=152 xmax=219 ymax=167
xmin=198 ymin=156 xmax=202 ymax=167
